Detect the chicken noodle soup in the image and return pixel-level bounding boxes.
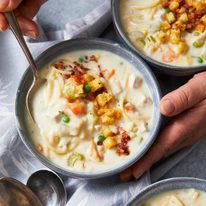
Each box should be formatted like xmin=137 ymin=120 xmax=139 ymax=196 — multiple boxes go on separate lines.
xmin=120 ymin=0 xmax=206 ymax=66
xmin=26 ymin=50 xmax=153 ymax=173
xmin=140 ymin=189 xmax=206 ymax=206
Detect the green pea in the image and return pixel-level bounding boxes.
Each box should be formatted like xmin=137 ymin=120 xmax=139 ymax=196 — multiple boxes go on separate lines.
xmin=165 ymin=8 xmax=171 ymax=13
xmin=83 ymin=83 xmax=91 ymax=93
xmin=78 ymin=57 xmax=84 ymax=64
xmin=98 ymin=135 xmax=106 ymax=142
xmin=63 ymin=116 xmax=70 ymax=123
xmin=197 ymin=57 xmax=203 ymax=64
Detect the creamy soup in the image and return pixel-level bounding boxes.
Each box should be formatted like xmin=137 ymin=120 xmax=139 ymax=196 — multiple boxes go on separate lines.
xmin=120 ymin=0 xmax=206 ymax=66
xmin=140 ymin=189 xmax=206 ymax=206
xmin=25 ymin=50 xmax=153 ymax=173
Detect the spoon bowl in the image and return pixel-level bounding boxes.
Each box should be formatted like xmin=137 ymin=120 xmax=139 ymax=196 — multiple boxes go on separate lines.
xmin=27 ymin=170 xmax=67 ymax=206
xmin=0 ymin=177 xmax=42 ymax=206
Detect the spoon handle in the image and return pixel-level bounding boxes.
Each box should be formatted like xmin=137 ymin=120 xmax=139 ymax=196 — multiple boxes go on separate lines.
xmin=4 ymin=12 xmax=39 ymax=78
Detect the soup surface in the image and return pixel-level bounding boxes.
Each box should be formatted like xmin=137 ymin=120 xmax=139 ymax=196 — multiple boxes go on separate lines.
xmin=25 ymin=50 xmax=153 ymax=173
xmin=140 ymin=188 xmax=206 ymax=206
xmin=120 ymin=0 xmax=206 ymax=66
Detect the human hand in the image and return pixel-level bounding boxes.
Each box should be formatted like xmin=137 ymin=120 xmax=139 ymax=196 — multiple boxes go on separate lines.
xmin=120 ymin=71 xmax=206 ymax=181
xmin=0 ymin=0 xmax=46 ymax=38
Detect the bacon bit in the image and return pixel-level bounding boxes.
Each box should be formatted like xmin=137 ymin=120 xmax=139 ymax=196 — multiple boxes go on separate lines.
xmin=72 ymin=66 xmax=86 ymax=76
xmin=90 ymin=55 xmax=98 ymax=63
xmin=124 ymin=102 xmax=136 ymax=112
xmin=116 ymin=129 xmax=131 ymax=156
xmin=86 ymin=92 xmax=95 ymax=101
xmin=98 ymin=65 xmax=104 ymax=78
xmin=97 ymin=141 xmax=103 ymax=146
xmin=63 ymin=74 xmax=71 ymax=79
xmin=66 ymin=97 xmax=75 ymax=103
xmin=36 ymin=144 xmax=43 ymax=153
xmin=162 ymin=1 xmax=169 ymax=8
xmin=107 ymin=69 xmax=115 ymax=79
xmin=195 ymin=12 xmax=203 ymax=19
xmin=52 ymin=63 xmax=66 ymax=70
xmin=70 ymin=75 xmax=82 ymax=84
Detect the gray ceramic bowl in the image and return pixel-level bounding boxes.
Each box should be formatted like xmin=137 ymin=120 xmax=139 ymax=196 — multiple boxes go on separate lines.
xmin=112 ymin=0 xmax=206 ymax=76
xmin=15 ymin=38 xmax=162 ymax=179
xmin=126 ymin=177 xmax=206 ymax=205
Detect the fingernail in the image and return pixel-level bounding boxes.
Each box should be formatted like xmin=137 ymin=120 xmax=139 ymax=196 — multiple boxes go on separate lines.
xmin=160 ymin=99 xmax=175 ymax=115
xmin=134 ymin=174 xmax=141 ymax=180
xmin=25 ymin=31 xmax=38 ymax=39
xmin=0 ymin=0 xmax=9 ymax=10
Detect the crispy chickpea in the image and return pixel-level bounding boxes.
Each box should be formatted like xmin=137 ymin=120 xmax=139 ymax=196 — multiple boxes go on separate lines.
xmin=161 ymin=21 xmax=171 ymax=31
xmin=166 ymin=12 xmax=176 ymax=24
xmin=177 ymin=41 xmax=188 ymax=54
xmin=170 ymin=29 xmax=181 ymax=44
xmin=169 ymin=2 xmax=180 ymax=11
xmin=201 ymin=15 xmax=206 ymax=26
xmin=104 ymin=136 xmax=117 ymax=149
xmin=179 ymin=13 xmax=189 ymax=22
xmin=195 ymin=24 xmax=205 ymax=33
xmin=157 ymin=31 xmax=169 ymax=43
xmin=101 ymin=127 xmax=113 ymax=137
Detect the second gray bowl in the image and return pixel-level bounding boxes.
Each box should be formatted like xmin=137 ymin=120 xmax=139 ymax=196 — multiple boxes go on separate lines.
xmin=112 ymin=0 xmax=206 ymax=76
xmin=127 ymin=177 xmax=206 ymax=205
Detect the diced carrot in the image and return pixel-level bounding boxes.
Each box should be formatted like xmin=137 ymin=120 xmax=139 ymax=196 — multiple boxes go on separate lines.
xmin=70 ymin=75 xmax=82 ymax=84
xmin=162 ymin=46 xmax=178 ymax=63
xmin=68 ymin=101 xmax=87 ymax=116
xmin=66 ymin=97 xmax=75 ymax=103
xmin=107 ymin=69 xmax=115 ymax=79
xmin=36 ymin=144 xmax=43 ymax=153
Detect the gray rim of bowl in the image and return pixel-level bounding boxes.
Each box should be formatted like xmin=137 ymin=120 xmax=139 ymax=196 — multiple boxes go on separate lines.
xmin=112 ymin=0 xmax=206 ymax=74
xmin=15 ymin=38 xmax=162 ymax=179
xmin=126 ymin=177 xmax=206 ymax=206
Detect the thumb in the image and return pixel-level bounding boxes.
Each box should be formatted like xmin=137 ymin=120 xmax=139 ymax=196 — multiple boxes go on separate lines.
xmin=0 ymin=0 xmax=23 ymax=12
xmin=160 ymin=72 xmax=206 ymax=117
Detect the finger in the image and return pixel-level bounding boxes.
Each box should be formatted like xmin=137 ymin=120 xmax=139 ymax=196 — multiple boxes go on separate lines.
xmin=0 ymin=0 xmax=22 ymax=12
xmin=120 ymin=167 xmax=132 ymax=182
xmin=0 ymin=13 xmax=7 ymax=31
xmin=17 ymin=16 xmax=39 ymax=38
xmin=15 ymin=0 xmax=46 ymax=19
xmin=160 ymin=72 xmax=206 ymax=117
xmin=132 ymin=98 xmax=206 ymax=180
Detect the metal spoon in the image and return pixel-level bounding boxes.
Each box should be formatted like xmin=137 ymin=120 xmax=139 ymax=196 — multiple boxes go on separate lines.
xmin=4 ymin=12 xmax=45 ymax=122
xmin=27 ymin=170 xmax=67 ymax=206
xmin=0 ymin=177 xmax=42 ymax=206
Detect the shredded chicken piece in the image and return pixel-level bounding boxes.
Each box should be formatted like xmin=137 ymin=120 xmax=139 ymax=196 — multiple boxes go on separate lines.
xmin=89 ymin=140 xmax=102 ymax=162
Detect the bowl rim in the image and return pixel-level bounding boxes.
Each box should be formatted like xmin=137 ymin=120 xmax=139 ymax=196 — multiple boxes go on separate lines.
xmin=111 ymin=0 xmax=206 ymax=74
xmin=126 ymin=177 xmax=206 ymax=205
xmin=15 ymin=38 xmax=162 ymax=179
